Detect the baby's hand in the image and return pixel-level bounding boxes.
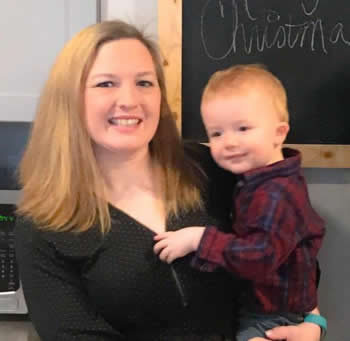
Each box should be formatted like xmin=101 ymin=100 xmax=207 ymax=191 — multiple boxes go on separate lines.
xmin=153 ymin=227 xmax=205 ymax=263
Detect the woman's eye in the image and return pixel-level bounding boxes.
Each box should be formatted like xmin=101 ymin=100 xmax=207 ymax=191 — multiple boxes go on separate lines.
xmin=137 ymin=80 xmax=154 ymax=87
xmin=96 ymin=81 xmax=114 ymax=88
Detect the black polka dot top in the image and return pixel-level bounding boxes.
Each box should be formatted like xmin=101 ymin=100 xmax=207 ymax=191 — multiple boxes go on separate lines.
xmin=15 ymin=143 xmax=242 ymax=341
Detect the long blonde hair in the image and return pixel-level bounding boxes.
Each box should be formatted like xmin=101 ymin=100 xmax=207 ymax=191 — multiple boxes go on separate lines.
xmin=17 ymin=20 xmax=203 ymax=234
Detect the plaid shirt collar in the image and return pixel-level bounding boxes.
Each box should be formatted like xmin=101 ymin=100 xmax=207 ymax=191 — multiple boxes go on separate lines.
xmin=236 ymin=148 xmax=301 ymax=189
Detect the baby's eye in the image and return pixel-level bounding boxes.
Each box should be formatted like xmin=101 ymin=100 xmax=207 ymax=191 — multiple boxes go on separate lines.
xmin=96 ymin=81 xmax=114 ymax=88
xmin=137 ymin=80 xmax=154 ymax=87
xmin=210 ymin=131 xmax=222 ymax=138
xmin=238 ymin=126 xmax=250 ymax=132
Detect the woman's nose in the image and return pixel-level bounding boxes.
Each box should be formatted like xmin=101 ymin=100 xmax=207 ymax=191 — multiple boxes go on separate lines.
xmin=117 ymin=84 xmax=138 ymax=111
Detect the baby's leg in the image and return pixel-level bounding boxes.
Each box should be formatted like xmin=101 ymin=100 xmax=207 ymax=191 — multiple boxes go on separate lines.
xmin=236 ymin=312 xmax=303 ymax=341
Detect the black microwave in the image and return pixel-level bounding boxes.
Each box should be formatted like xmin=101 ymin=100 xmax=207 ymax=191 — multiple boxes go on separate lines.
xmin=0 ymin=122 xmax=31 ymax=314
xmin=0 ymin=203 xmax=27 ymax=314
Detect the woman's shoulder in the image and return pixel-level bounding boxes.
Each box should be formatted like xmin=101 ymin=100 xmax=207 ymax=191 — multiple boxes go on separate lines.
xmin=184 ymin=142 xmax=217 ymax=178
xmin=184 ymin=141 xmax=236 ymax=186
xmin=183 ymin=141 xmax=211 ymax=166
xmin=14 ymin=215 xmax=106 ymax=259
xmin=183 ymin=142 xmax=236 ymax=227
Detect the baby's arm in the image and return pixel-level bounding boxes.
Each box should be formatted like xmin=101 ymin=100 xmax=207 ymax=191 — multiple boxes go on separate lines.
xmin=153 ymin=227 xmax=205 ymax=263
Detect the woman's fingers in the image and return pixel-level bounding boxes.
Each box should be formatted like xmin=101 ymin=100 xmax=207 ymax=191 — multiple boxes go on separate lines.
xmin=265 ymin=325 xmax=297 ymax=339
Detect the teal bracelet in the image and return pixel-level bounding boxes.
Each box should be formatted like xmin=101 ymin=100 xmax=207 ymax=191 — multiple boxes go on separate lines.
xmin=304 ymin=313 xmax=327 ymax=339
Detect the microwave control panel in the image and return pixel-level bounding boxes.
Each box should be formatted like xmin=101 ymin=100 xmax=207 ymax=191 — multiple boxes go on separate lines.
xmin=0 ymin=204 xmax=19 ymax=292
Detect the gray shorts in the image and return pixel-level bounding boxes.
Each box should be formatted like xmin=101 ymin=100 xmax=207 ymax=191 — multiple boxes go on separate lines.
xmin=236 ymin=311 xmax=304 ymax=341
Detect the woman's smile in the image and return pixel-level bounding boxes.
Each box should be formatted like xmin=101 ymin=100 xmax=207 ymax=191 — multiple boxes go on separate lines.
xmin=84 ymin=39 xmax=161 ymax=154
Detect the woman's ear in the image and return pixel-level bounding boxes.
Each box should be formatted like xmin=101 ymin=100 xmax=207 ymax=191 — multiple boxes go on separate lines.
xmin=275 ymin=122 xmax=290 ymax=146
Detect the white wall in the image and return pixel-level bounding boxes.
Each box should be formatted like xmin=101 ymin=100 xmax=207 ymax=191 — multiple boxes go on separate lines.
xmin=101 ymin=0 xmax=157 ymax=39
xmin=0 ymin=0 xmax=98 ymax=202
xmin=0 ymin=0 xmax=98 ymax=122
xmin=101 ymin=2 xmax=349 ymax=341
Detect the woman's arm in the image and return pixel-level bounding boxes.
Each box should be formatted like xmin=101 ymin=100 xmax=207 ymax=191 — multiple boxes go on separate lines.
xmin=249 ymin=323 xmax=321 ymax=341
xmin=14 ymin=218 xmax=123 ymax=341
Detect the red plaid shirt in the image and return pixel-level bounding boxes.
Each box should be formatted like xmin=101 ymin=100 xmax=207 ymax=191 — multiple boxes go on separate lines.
xmin=192 ymin=148 xmax=325 ymax=313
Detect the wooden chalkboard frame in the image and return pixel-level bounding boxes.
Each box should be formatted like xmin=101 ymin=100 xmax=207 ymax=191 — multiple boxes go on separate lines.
xmin=158 ymin=0 xmax=350 ymax=168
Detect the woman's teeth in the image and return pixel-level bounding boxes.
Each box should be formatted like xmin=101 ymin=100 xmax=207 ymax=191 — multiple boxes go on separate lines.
xmin=108 ymin=118 xmax=140 ymax=126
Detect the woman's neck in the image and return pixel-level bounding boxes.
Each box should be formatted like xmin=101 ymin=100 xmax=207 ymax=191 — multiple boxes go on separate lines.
xmin=96 ymin=146 xmax=166 ymax=232
xmin=96 ymin=146 xmax=157 ymax=197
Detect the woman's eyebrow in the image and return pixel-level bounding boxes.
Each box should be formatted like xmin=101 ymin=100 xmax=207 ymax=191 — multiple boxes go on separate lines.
xmin=136 ymin=71 xmax=156 ymax=77
xmin=88 ymin=73 xmax=115 ymax=80
xmin=89 ymin=71 xmax=156 ymax=80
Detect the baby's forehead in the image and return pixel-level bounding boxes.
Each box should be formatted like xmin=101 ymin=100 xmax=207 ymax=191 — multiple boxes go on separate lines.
xmin=231 ymin=75 xmax=276 ymax=94
xmin=202 ymin=86 xmax=281 ymax=121
xmin=208 ymin=80 xmax=274 ymax=103
xmin=213 ymin=73 xmax=275 ymax=97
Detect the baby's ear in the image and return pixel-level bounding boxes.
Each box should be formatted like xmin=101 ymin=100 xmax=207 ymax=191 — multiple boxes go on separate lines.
xmin=275 ymin=122 xmax=289 ymax=146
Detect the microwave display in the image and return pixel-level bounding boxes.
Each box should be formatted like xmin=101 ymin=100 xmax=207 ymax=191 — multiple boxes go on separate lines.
xmin=0 ymin=204 xmax=19 ymax=292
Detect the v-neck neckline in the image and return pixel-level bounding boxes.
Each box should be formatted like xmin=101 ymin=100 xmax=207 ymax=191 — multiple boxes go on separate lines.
xmin=108 ymin=203 xmax=172 ymax=235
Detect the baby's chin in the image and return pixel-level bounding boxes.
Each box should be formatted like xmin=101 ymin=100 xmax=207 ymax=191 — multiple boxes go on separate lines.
xmin=221 ymin=163 xmax=252 ymax=175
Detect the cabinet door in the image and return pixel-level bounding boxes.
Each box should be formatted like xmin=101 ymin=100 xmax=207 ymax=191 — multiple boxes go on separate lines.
xmin=0 ymin=0 xmax=99 ymax=121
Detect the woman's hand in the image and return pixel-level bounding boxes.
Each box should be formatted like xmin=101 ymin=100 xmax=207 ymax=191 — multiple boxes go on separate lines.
xmin=248 ymin=322 xmax=321 ymax=341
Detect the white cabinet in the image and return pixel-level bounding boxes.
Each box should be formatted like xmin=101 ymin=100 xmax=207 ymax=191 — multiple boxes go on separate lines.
xmin=0 ymin=0 xmax=99 ymax=121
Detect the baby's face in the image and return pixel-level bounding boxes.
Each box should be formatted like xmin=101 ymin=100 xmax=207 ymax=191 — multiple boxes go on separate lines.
xmin=201 ymin=87 xmax=289 ymax=174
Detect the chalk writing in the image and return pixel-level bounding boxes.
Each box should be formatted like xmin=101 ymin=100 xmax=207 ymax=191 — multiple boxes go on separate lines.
xmin=201 ymin=0 xmax=350 ymax=60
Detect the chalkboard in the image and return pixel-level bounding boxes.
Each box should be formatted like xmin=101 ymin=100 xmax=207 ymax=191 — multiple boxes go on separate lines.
xmin=182 ymin=0 xmax=350 ymax=144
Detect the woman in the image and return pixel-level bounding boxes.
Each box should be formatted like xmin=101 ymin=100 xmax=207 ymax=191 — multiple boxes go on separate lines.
xmin=14 ymin=20 xmax=322 ymax=340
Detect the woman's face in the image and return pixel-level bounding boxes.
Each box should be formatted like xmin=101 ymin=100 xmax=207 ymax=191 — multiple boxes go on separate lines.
xmin=84 ymin=39 xmax=161 ymax=157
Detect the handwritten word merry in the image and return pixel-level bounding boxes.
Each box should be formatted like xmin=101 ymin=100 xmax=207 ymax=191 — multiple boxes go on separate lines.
xmin=201 ymin=0 xmax=350 ymax=60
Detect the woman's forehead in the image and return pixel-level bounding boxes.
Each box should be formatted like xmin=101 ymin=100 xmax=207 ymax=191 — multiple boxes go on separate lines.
xmin=89 ymin=39 xmax=156 ymax=75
